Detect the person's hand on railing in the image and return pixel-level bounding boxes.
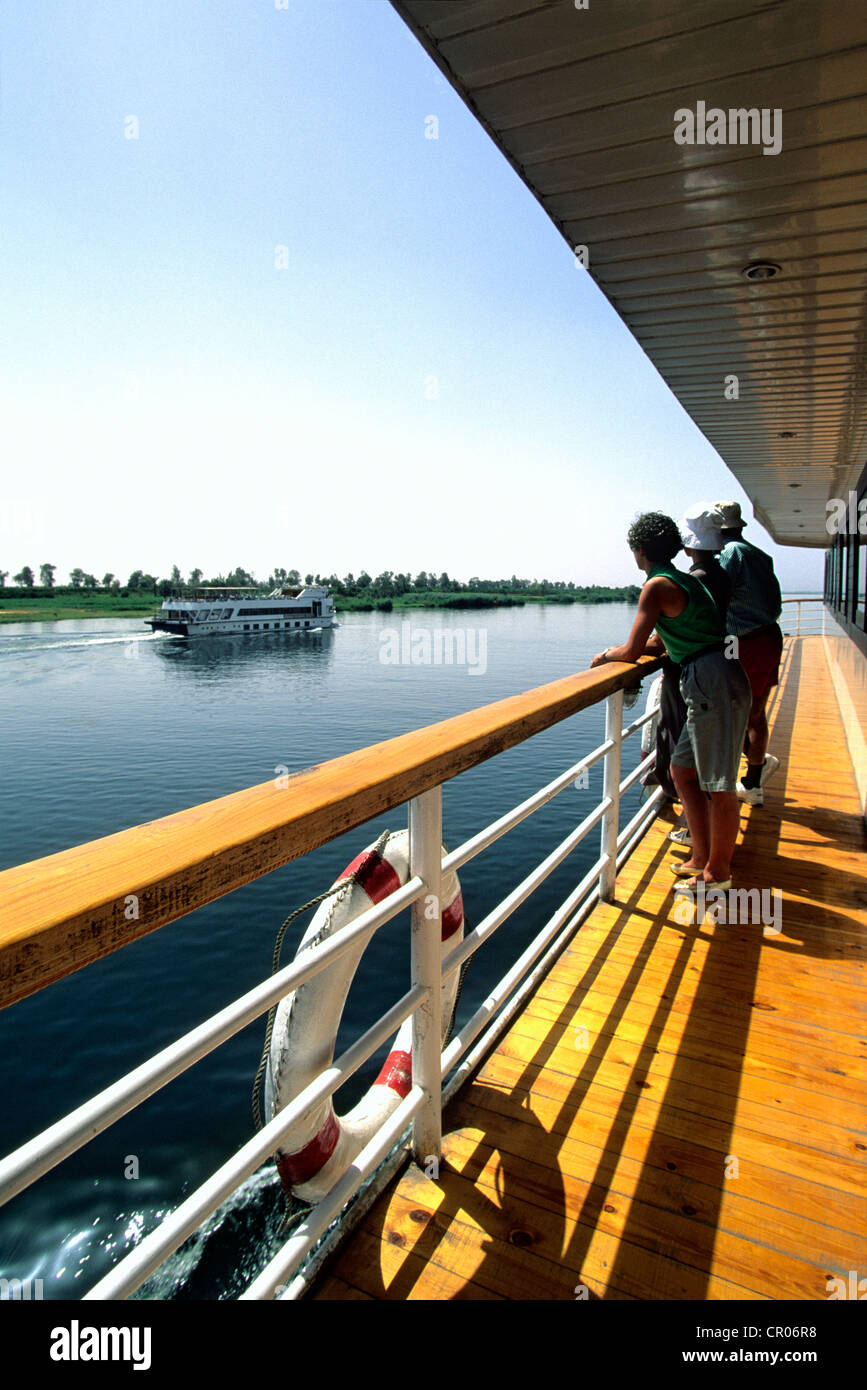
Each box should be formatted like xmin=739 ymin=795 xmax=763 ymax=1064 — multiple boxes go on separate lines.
xmin=591 ymin=633 xmax=665 ymax=668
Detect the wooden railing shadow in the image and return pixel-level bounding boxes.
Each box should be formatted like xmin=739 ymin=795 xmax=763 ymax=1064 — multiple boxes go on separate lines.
xmin=319 ymin=636 xmax=865 ymax=1299
xmin=348 ymin=828 xmax=768 ymax=1297
xmin=735 ymin=637 xmax=867 ymax=957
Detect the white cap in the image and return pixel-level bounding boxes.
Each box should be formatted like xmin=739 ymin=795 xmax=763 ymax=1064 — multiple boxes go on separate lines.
xmin=680 ymin=503 xmax=725 ymax=551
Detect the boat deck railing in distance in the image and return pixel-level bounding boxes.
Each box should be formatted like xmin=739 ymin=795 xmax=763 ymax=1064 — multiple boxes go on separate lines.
xmin=780 ymin=598 xmax=826 ymax=637
xmin=0 ymin=653 xmax=662 ymax=1299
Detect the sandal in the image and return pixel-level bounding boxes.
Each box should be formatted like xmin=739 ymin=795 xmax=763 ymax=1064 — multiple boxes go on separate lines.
xmin=673 ymin=877 xmax=732 ymax=896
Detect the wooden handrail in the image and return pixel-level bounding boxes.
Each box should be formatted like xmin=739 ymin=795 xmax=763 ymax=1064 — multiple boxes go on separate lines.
xmin=0 ymin=657 xmax=660 ymax=1010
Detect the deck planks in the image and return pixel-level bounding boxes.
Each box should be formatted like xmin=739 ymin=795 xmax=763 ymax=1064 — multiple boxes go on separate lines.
xmin=313 ymin=637 xmax=867 ymax=1301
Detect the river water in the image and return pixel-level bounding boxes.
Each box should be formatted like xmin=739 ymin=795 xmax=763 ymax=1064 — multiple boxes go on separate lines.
xmin=0 ymin=601 xmax=653 ymax=1298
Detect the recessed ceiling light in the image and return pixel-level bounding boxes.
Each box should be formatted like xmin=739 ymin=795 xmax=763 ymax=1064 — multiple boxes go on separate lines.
xmin=742 ymin=261 xmax=782 ymax=281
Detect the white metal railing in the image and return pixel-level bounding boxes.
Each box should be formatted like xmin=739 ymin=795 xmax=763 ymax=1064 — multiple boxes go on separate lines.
xmin=0 ymin=678 xmax=661 ymax=1302
xmin=780 ymin=597 xmax=825 ymax=637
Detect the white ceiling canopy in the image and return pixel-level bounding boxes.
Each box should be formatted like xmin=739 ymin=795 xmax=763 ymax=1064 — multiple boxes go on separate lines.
xmin=392 ymin=0 xmax=867 ymax=547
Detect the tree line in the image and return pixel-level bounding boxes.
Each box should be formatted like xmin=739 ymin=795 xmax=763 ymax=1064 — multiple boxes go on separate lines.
xmin=1 ymin=564 xmax=639 ymax=603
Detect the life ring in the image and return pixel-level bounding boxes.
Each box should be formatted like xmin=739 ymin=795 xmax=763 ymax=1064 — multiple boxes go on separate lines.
xmin=264 ymin=829 xmax=465 ymax=1202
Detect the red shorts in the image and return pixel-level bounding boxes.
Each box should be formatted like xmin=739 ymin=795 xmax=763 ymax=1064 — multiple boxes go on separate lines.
xmin=736 ymin=623 xmax=783 ymax=702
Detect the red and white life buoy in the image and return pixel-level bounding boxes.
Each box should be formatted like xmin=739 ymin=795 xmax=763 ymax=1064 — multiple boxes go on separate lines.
xmin=265 ymin=829 xmax=464 ymax=1202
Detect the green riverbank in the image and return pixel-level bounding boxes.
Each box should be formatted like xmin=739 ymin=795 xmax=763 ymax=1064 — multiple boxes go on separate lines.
xmin=0 ymin=594 xmax=160 ymax=625
xmin=0 ymin=587 xmax=641 ymax=624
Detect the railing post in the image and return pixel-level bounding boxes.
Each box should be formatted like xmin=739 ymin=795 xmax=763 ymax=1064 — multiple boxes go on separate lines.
xmin=599 ymin=689 xmax=623 ymax=902
xmin=409 ymin=787 xmax=442 ymax=1171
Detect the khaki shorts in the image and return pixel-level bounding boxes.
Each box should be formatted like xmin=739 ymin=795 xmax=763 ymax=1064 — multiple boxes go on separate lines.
xmin=671 ymin=649 xmax=752 ymax=792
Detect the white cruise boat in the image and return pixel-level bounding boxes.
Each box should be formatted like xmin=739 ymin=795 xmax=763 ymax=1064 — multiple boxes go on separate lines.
xmin=145 ymin=584 xmax=336 ymax=637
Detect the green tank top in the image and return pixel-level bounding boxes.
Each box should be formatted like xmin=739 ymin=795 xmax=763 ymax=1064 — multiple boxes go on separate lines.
xmin=647 ymin=563 xmax=723 ymax=664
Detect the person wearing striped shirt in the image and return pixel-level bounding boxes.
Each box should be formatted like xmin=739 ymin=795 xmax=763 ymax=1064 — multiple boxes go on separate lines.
xmin=716 ymin=501 xmax=783 ymax=806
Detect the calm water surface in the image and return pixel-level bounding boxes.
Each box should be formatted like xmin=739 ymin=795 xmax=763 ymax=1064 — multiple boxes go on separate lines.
xmin=0 ymin=602 xmax=650 ymax=1298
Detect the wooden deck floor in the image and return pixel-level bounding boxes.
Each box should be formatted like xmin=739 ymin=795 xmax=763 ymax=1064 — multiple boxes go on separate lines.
xmin=314 ymin=637 xmax=867 ymax=1301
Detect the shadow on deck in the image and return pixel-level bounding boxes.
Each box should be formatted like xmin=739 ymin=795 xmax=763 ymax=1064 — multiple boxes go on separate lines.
xmin=314 ymin=637 xmax=867 ymax=1300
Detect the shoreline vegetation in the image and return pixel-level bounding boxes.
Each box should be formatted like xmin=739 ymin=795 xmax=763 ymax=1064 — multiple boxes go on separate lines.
xmin=0 ymin=571 xmax=642 ymax=624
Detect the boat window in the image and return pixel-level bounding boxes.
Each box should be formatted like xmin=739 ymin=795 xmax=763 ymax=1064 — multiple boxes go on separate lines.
xmin=253 ymin=624 xmax=259 ymax=630
xmin=197 ymin=610 xmax=210 ymax=621
xmin=825 ymin=466 xmax=867 ymax=644
xmin=244 ymin=624 xmax=250 ymax=631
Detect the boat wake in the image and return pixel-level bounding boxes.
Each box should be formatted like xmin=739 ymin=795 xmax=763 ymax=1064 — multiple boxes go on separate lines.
xmin=131 ymin=1166 xmax=287 ymax=1301
xmin=1 ymin=632 xmax=180 ymax=654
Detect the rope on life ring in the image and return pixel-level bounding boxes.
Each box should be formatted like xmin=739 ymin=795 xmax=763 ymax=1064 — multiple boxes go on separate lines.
xmin=262 ymin=828 xmax=464 ymax=1203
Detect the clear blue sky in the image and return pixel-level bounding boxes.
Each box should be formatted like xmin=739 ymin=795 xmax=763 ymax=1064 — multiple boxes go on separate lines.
xmin=0 ymin=0 xmax=824 ymax=591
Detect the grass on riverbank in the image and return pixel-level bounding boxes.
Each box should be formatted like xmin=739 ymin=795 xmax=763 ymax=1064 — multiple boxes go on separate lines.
xmin=338 ymin=590 xmax=529 ymax=611
xmin=0 ymin=593 xmax=158 ymax=624
xmin=337 ymin=589 xmax=639 ymax=611
xmin=0 ymin=586 xmax=640 ymax=624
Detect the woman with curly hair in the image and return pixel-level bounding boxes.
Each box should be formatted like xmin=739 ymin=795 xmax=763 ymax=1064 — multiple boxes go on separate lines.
xmin=591 ymin=511 xmax=750 ymax=892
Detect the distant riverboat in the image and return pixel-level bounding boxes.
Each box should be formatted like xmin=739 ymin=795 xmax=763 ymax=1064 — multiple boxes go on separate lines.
xmin=145 ymin=584 xmax=336 ymax=637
